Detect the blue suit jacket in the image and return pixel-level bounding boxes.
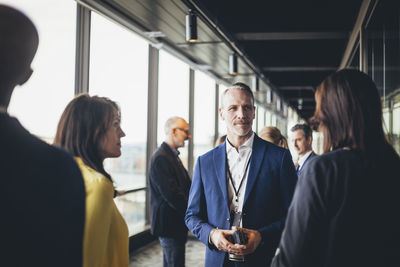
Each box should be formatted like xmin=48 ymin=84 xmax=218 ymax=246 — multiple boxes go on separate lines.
xmin=185 ymin=134 xmax=298 ymax=266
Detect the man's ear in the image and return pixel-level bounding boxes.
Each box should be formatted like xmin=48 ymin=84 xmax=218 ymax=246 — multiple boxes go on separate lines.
xmin=219 ymin=107 xmax=224 ymax=121
xmin=17 ymin=68 xmax=33 ymax=86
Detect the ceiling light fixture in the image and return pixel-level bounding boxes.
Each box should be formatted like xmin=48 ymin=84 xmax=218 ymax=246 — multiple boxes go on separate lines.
xmin=298 ymin=98 xmax=303 ymax=110
xmin=186 ymin=10 xmax=198 ymax=43
xmin=252 ymin=75 xmax=259 ymax=91
xmin=229 ymin=54 xmax=238 ymax=76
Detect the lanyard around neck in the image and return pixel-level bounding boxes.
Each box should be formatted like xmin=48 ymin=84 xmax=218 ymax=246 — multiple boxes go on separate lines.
xmin=226 ymin=152 xmax=251 ymax=202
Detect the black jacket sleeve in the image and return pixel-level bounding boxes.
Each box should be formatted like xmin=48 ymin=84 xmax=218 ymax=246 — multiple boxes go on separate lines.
xmin=271 ymin=157 xmax=329 ymax=267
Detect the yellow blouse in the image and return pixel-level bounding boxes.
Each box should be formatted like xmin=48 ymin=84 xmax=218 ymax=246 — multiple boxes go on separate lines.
xmin=75 ymin=157 xmax=129 ymax=267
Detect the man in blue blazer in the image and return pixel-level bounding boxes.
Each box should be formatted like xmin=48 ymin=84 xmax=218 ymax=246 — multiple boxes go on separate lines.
xmin=185 ymin=83 xmax=297 ymax=266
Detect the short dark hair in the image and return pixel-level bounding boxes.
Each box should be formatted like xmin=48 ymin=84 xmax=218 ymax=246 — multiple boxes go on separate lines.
xmin=54 ymin=94 xmax=120 ymax=181
xmin=311 ymin=69 xmax=393 ymax=158
xmin=291 ymin=123 xmax=312 ymax=140
xmin=221 ymin=82 xmax=254 ymax=106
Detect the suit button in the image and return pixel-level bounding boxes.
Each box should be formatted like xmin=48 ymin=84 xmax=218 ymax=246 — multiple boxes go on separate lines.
xmin=227 ymin=218 xmax=230 ymax=221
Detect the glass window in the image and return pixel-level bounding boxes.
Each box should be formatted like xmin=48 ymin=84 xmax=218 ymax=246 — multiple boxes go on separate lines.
xmin=266 ymin=110 xmax=272 ymax=127
xmin=393 ymin=101 xmax=400 ymax=155
xmin=366 ymin=0 xmax=400 ymax=102
xmin=89 ymin=12 xmax=149 ymax=235
xmin=276 ymin=118 xmax=287 ymax=137
xmin=218 ymin=84 xmax=228 ymax=137
xmin=349 ymin=43 xmax=360 ymax=70
xmin=89 ymin=11 xmax=148 ymax=190
xmin=6 ymin=0 xmax=76 ymax=142
xmin=193 ymin=71 xmax=216 ymax=164
xmin=271 ymin=114 xmax=277 ymax=127
xmin=382 ymin=108 xmax=390 ymax=134
xmin=114 ymin=190 xmax=146 ymax=236
xmin=157 ymin=50 xmax=190 ymax=167
xmin=257 ymin=105 xmax=265 ymax=133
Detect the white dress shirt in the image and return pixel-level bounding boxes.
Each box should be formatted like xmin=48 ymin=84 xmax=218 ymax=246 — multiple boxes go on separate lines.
xmin=297 ymin=150 xmax=312 ymax=172
xmin=226 ymin=132 xmax=254 ymax=226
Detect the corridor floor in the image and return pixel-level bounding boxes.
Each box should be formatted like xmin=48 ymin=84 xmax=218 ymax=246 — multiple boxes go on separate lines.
xmin=130 ymin=237 xmax=206 ymax=267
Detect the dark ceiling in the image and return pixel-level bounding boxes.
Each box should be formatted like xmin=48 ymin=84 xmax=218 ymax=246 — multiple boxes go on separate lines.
xmin=184 ymin=0 xmax=363 ymax=119
xmin=93 ymin=0 xmax=363 ymax=120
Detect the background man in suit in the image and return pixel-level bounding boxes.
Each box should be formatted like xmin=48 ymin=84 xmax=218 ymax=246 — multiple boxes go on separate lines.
xmin=0 ymin=5 xmax=85 ymax=266
xmin=149 ymin=117 xmax=192 ymax=267
xmin=185 ymin=83 xmax=298 ymax=266
xmin=290 ymin=123 xmax=316 ymax=176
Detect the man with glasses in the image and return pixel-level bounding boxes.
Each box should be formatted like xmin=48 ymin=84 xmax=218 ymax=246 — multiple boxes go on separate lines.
xmin=149 ymin=116 xmax=192 ymax=267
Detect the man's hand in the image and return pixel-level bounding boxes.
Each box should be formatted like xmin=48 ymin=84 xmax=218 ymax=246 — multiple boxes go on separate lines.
xmin=210 ymin=228 xmax=236 ymax=252
xmin=210 ymin=227 xmax=262 ymax=255
xmin=230 ymin=227 xmax=262 ymax=256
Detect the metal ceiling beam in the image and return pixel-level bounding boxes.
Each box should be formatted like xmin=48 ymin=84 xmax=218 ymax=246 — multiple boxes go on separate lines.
xmin=235 ymin=31 xmax=349 ymax=41
xmin=279 ymin=86 xmax=315 ymax=91
xmin=263 ymin=66 xmax=336 ymax=72
xmin=340 ymin=0 xmax=376 ymax=68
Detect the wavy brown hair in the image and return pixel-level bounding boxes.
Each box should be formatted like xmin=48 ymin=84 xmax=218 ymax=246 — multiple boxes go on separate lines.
xmin=310 ymin=69 xmax=392 ymax=159
xmin=54 ymin=94 xmax=120 ymax=181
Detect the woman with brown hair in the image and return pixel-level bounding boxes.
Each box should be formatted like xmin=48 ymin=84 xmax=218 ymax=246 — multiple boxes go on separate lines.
xmin=271 ymin=69 xmax=400 ymax=267
xmin=258 ymin=126 xmax=288 ymax=149
xmin=54 ymin=94 xmax=129 ymax=267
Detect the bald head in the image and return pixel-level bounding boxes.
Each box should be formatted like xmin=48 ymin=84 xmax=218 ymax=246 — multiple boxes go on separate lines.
xmin=164 ymin=116 xmax=185 ymax=136
xmin=0 ymin=5 xmax=39 ymax=106
xmin=164 ymin=116 xmax=191 ymax=149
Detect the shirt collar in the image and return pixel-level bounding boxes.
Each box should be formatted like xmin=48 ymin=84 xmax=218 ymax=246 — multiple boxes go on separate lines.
xmin=226 ymin=132 xmax=255 ymax=154
xmin=298 ymin=150 xmax=312 ymax=167
xmin=165 ymin=142 xmax=180 ymax=157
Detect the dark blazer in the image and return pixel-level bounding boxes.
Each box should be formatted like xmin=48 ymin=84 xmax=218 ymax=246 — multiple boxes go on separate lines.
xmin=0 ymin=114 xmax=85 ymax=267
xmin=271 ymin=147 xmax=400 ymax=267
xmin=149 ymin=142 xmax=192 ymax=238
xmin=297 ymin=151 xmax=317 ymax=176
xmin=185 ymin=134 xmax=298 ymax=267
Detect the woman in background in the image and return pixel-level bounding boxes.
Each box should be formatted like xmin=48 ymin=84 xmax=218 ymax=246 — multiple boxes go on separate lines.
xmin=54 ymin=94 xmax=129 ymax=267
xmin=259 ymin=126 xmax=288 ymax=149
xmin=271 ymin=69 xmax=400 ymax=267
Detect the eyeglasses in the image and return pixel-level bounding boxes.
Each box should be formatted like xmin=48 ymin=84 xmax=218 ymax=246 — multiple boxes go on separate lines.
xmin=175 ymin=128 xmax=190 ymax=135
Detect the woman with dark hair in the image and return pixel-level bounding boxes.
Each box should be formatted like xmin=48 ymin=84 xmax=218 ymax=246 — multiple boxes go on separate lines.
xmin=271 ymin=69 xmax=400 ymax=267
xmin=54 ymin=94 xmax=128 ymax=267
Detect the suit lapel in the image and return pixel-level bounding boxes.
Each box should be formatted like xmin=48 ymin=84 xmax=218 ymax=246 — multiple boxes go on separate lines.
xmin=213 ymin=143 xmax=230 ymax=210
xmin=244 ymin=135 xmax=266 ymax=205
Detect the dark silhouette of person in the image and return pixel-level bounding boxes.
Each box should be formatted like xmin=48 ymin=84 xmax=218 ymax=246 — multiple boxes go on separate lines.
xmin=0 ymin=5 xmax=85 ymax=267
